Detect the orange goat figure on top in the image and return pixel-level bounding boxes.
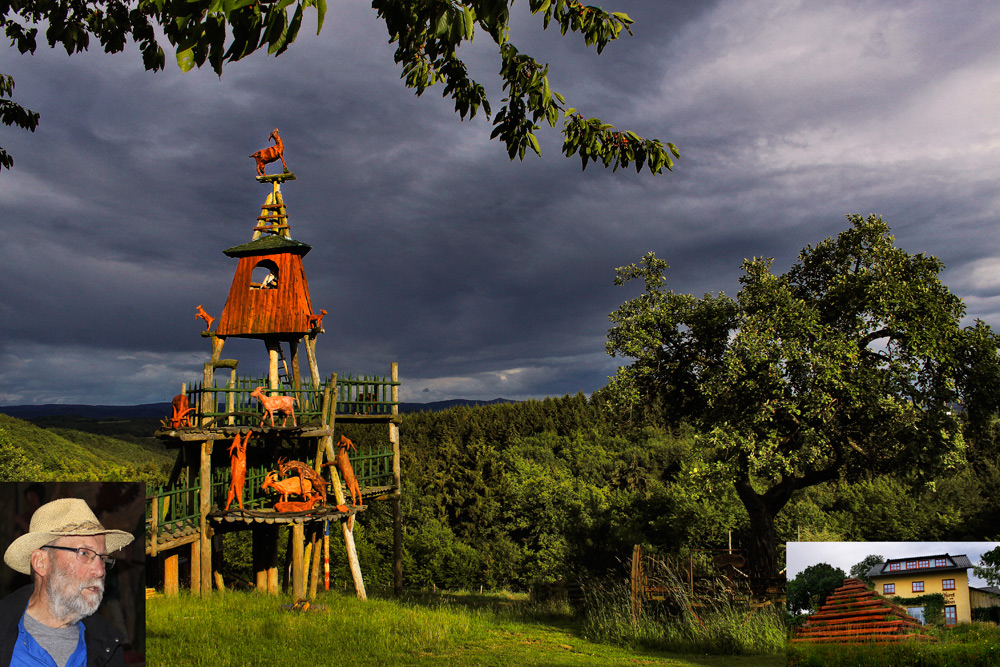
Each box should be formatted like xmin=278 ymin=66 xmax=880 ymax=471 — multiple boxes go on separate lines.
xmin=250 ymin=128 xmax=287 ymax=177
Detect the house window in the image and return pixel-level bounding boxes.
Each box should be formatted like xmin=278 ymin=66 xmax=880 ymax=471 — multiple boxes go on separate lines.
xmin=883 ymin=583 xmax=895 ymax=594
xmin=944 ymin=605 xmax=957 ymax=625
xmin=935 ymin=558 xmax=949 ymax=567
xmin=917 ymin=559 xmax=929 ymax=568
xmin=912 ymin=581 xmax=924 ymax=593
xmin=942 ymin=579 xmax=955 ymax=590
xmin=907 ymin=607 xmax=926 ymax=625
xmin=906 ymin=560 xmax=918 ymax=570
xmin=889 ymin=562 xmax=901 ymax=571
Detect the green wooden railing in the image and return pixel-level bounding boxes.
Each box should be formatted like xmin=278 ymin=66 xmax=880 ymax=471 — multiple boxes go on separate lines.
xmin=176 ymin=372 xmax=399 ymax=428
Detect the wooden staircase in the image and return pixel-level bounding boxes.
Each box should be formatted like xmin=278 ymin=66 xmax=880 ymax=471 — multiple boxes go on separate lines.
xmin=791 ymin=578 xmax=937 ymax=645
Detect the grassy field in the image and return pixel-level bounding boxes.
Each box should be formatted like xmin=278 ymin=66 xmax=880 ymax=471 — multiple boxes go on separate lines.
xmin=147 ymin=590 xmax=785 ymax=666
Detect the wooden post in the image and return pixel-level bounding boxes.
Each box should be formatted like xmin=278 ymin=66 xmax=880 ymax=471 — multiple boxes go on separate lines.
xmin=292 ymin=523 xmax=306 ymax=599
xmin=190 ymin=540 xmax=201 ymax=595
xmin=199 ymin=441 xmax=212 ymax=596
xmin=391 ymin=361 xmax=402 ymax=597
xmin=150 ymin=496 xmax=158 ymax=558
xmin=323 ymin=435 xmax=367 ymax=600
xmin=308 ymin=526 xmax=321 ymax=599
xmin=266 ymin=339 xmax=280 ymax=390
xmin=304 ymin=335 xmax=321 ymax=387
xmin=199 ymin=362 xmax=215 ymax=596
xmin=164 ymin=553 xmax=179 ymax=596
xmin=291 ymin=337 xmax=302 ymax=391
xmin=253 ymin=524 xmax=280 ymax=594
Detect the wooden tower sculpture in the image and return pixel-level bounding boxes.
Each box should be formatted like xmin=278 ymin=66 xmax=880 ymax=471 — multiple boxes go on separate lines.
xmin=147 ymin=131 xmax=403 ymax=604
xmin=211 ymin=169 xmax=325 ymax=391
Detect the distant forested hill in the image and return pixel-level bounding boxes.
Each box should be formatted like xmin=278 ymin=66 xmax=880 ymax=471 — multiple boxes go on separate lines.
xmin=0 ymin=413 xmax=174 ymax=483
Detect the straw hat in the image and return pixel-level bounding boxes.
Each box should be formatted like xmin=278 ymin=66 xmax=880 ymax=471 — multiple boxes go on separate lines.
xmin=4 ymin=498 xmax=135 ymax=575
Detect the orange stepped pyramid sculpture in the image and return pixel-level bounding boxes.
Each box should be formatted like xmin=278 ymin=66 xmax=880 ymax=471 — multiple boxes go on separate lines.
xmin=792 ymin=578 xmax=937 ymax=645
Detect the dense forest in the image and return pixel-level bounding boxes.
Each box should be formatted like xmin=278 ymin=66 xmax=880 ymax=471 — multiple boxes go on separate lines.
xmin=2 ymin=380 xmax=999 ymax=593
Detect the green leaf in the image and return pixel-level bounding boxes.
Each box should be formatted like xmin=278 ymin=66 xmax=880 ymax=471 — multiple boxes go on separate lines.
xmin=176 ymin=47 xmax=196 ymax=72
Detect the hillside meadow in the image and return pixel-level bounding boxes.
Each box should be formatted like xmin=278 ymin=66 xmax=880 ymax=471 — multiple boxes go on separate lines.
xmin=147 ymin=589 xmax=785 ymax=666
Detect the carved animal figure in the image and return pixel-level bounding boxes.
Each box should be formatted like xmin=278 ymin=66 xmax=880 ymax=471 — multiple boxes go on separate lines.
xmin=335 ymin=435 xmax=362 ymax=507
xmin=278 ymin=459 xmax=328 ymax=505
xmin=262 ymin=471 xmax=314 ymax=503
xmin=195 ymin=304 xmax=214 ymax=331
xmin=166 ymin=393 xmax=194 ymax=429
xmin=225 ymin=432 xmax=251 ymax=511
xmin=250 ymin=128 xmax=287 ymax=177
xmin=274 ymin=496 xmax=321 ymax=513
xmin=308 ymin=309 xmax=327 ymax=330
xmin=250 ymin=386 xmax=298 ymax=427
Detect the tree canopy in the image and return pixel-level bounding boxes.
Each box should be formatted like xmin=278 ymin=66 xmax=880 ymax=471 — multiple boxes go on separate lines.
xmin=2 ymin=0 xmax=678 ymax=173
xmin=849 ymin=554 xmax=883 ymax=586
xmin=606 ymin=214 xmax=991 ymax=580
xmin=974 ymin=546 xmax=1000 ymax=589
xmin=787 ymin=562 xmax=845 ymax=614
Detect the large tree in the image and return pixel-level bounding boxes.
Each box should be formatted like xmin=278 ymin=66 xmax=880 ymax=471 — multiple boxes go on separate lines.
xmin=787 ymin=562 xmax=845 ymax=614
xmin=2 ymin=0 xmax=678 ymax=172
xmin=606 ymin=214 xmax=988 ymax=582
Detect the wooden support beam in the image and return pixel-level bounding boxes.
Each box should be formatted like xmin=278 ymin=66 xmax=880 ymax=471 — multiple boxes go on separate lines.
xmin=266 ymin=339 xmax=281 ymax=390
xmin=391 ymin=361 xmax=402 ymax=597
xmin=323 ymin=435 xmax=367 ymax=601
xmin=190 ymin=540 xmax=201 ymax=595
xmin=199 ymin=359 xmax=215 ymax=597
xmin=165 ymin=553 xmax=179 ymax=597
xmin=292 ymin=523 xmax=306 ymax=600
xmin=308 ymin=526 xmax=321 ymax=599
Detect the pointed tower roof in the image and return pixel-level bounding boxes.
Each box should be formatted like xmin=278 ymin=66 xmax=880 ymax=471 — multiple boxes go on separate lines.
xmin=214 ymin=174 xmax=318 ymax=340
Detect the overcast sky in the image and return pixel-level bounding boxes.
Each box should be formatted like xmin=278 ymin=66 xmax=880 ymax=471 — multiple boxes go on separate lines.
xmin=2 ymin=0 xmax=999 ymax=406
xmin=787 ymin=541 xmax=1000 ymax=589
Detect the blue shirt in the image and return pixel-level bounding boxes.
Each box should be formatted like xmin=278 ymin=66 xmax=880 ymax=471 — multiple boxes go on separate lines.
xmin=10 ymin=612 xmax=86 ymax=667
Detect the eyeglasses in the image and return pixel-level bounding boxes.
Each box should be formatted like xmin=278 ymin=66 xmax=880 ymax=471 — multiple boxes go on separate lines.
xmin=42 ymin=546 xmax=116 ymax=569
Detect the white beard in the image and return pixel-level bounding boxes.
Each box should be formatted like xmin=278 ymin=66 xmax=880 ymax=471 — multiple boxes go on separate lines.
xmin=45 ymin=558 xmax=104 ymax=624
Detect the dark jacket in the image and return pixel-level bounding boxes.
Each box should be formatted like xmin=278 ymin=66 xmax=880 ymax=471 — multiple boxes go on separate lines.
xmin=0 ymin=584 xmax=125 ymax=667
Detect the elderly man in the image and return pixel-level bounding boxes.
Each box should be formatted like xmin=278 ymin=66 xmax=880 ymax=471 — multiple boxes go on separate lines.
xmin=0 ymin=498 xmax=134 ymax=667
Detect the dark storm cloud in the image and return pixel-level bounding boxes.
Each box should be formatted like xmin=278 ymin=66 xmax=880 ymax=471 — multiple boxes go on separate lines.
xmin=2 ymin=0 xmax=999 ymax=405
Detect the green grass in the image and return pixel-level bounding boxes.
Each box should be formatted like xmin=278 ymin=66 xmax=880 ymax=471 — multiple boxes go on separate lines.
xmin=147 ymin=590 xmax=785 ymax=666
xmin=787 ymin=622 xmax=1000 ymax=667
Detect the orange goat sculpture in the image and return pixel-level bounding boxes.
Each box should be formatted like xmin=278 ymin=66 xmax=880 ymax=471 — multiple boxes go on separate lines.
xmin=225 ymin=432 xmax=251 ymax=510
xmin=262 ymin=471 xmax=314 ymax=503
xmin=250 ymin=128 xmax=287 ymax=177
xmin=308 ymin=309 xmax=327 ymax=330
xmin=278 ymin=458 xmax=328 ymax=505
xmin=334 ymin=435 xmax=363 ymax=507
xmin=274 ymin=496 xmax=321 ymax=513
xmin=163 ymin=393 xmax=194 ymax=429
xmin=250 ymin=386 xmax=298 ymax=427
xmin=195 ymin=304 xmax=214 ymax=331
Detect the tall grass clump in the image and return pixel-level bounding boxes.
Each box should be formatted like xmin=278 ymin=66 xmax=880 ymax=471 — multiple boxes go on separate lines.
xmin=580 ymin=574 xmax=785 ymax=656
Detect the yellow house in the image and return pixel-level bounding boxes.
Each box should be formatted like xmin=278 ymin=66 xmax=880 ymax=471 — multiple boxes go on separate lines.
xmin=867 ymin=554 xmax=972 ymax=625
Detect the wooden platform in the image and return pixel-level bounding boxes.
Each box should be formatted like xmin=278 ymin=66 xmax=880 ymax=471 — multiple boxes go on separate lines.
xmin=209 ymin=504 xmax=366 ymax=525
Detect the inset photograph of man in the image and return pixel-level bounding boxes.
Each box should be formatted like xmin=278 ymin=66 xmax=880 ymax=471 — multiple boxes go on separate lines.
xmin=0 ymin=482 xmax=145 ymax=666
